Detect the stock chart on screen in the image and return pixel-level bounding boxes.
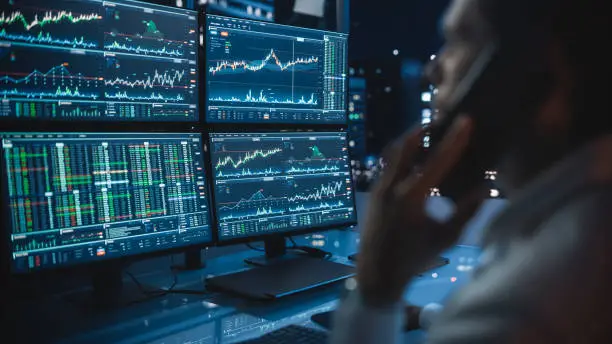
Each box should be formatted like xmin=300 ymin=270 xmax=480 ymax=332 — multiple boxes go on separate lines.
xmin=210 ymin=132 xmax=356 ymax=240
xmin=206 ymin=14 xmax=348 ymax=124
xmin=0 ymin=0 xmax=199 ymax=121
xmin=1 ymin=132 xmax=210 ymax=272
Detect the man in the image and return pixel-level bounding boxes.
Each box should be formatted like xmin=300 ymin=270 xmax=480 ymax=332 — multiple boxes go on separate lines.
xmin=331 ymin=0 xmax=611 ymax=342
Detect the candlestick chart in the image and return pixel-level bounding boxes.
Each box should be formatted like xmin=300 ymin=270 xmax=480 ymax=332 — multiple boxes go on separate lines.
xmin=210 ymin=132 xmax=356 ymax=240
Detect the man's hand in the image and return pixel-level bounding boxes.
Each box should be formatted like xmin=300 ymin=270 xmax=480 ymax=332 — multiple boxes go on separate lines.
xmin=357 ymin=116 xmax=487 ymax=306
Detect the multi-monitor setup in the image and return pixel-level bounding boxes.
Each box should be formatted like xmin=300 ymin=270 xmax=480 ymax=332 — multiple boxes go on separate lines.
xmin=1 ymin=0 xmax=357 ymax=301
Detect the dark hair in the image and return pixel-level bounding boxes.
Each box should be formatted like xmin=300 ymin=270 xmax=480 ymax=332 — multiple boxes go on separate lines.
xmin=480 ymin=0 xmax=611 ymax=143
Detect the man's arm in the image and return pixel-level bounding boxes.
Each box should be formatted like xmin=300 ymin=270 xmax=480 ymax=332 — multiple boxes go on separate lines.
xmin=332 ymin=190 xmax=612 ymax=343
xmin=330 ymin=293 xmax=444 ymax=344
xmin=330 ymin=291 xmax=405 ymax=344
xmin=426 ymin=190 xmax=612 ymax=343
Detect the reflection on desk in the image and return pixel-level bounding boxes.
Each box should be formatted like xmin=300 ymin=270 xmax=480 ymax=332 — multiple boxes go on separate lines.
xmin=8 ymin=193 xmax=503 ymax=344
xmin=221 ymin=301 xmax=335 ymax=343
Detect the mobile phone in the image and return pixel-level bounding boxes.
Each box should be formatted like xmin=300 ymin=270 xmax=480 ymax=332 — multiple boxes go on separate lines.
xmin=424 ymin=36 xmax=553 ymax=200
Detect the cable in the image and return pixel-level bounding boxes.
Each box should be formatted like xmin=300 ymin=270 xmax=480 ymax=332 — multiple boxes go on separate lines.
xmin=125 ymin=255 xmax=214 ymax=299
xmin=246 ymin=243 xmax=265 ymax=252
xmin=125 ymin=256 xmax=178 ymax=297
xmin=288 ymin=237 xmax=333 ymax=259
xmin=288 ymin=236 xmax=299 ymax=248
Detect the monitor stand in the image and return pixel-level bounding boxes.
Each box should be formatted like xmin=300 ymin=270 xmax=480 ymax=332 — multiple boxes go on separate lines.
xmin=172 ymin=248 xmax=207 ymax=271
xmin=71 ymin=262 xmax=163 ymax=311
xmin=206 ymin=236 xmax=355 ymax=300
xmin=244 ymin=236 xmax=299 ymax=267
xmin=89 ymin=263 xmax=125 ymax=310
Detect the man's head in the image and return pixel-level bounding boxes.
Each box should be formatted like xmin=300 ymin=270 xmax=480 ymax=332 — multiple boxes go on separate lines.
xmin=427 ymin=0 xmax=610 ymax=193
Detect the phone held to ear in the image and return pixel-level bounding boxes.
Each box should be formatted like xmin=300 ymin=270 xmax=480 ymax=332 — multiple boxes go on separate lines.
xmin=422 ymin=39 xmax=554 ymax=201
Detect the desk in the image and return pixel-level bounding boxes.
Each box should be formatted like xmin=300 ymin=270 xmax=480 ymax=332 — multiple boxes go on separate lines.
xmin=10 ymin=194 xmax=504 ymax=344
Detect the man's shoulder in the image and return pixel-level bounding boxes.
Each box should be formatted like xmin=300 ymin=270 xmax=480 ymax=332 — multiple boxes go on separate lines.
xmin=535 ymin=185 xmax=612 ymax=249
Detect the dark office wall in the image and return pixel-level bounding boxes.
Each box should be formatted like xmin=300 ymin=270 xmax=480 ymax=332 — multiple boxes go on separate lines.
xmin=347 ymin=0 xmax=450 ymax=154
xmin=350 ymin=0 xmax=448 ymax=61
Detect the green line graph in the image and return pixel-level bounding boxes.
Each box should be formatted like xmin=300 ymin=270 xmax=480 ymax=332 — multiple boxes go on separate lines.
xmin=0 ymin=10 xmax=102 ymax=31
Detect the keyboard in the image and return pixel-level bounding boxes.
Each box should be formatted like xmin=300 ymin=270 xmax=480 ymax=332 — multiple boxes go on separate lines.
xmin=236 ymin=325 xmax=328 ymax=343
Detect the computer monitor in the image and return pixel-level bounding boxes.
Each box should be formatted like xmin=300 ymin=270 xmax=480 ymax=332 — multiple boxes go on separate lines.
xmin=1 ymin=132 xmax=211 ymax=273
xmin=205 ymin=14 xmax=348 ymax=124
xmin=209 ymin=131 xmax=357 ymax=244
xmin=205 ymin=0 xmax=275 ymax=22
xmin=0 ymin=0 xmax=199 ymax=122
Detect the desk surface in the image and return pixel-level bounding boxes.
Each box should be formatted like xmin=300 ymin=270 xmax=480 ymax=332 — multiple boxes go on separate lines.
xmin=10 ymin=194 xmax=503 ymax=344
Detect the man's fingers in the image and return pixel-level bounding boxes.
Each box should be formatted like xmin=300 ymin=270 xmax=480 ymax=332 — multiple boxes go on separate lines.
xmin=444 ymin=185 xmax=488 ymax=241
xmin=381 ymin=126 xmax=424 ymax=186
xmin=393 ymin=116 xmax=473 ymax=197
xmin=421 ymin=116 xmax=473 ymax=186
xmin=423 ymin=186 xmax=487 ymax=251
xmin=401 ymin=116 xmax=473 ymax=196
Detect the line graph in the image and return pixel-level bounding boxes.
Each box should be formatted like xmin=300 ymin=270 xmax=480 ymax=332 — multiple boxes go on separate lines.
xmin=218 ymin=188 xmax=286 ymax=222
xmin=288 ymin=181 xmax=344 ymax=203
xmin=0 ymin=63 xmax=99 ymax=85
xmin=210 ymin=89 xmax=317 ymax=106
xmin=206 ymin=22 xmax=325 ymax=122
xmin=104 ymin=41 xmax=183 ymax=57
xmin=0 ymin=10 xmax=102 ymax=31
xmin=216 ymin=167 xmax=282 ymax=178
xmin=215 ymin=148 xmax=283 ymax=169
xmin=288 ymin=200 xmax=345 ymax=213
xmin=286 ymin=165 xmax=340 ymax=174
xmin=104 ymin=91 xmax=184 ymax=102
xmin=103 ymin=54 xmax=196 ymax=108
xmin=211 ymin=133 xmax=355 ymax=237
xmin=0 ymin=8 xmax=102 ymax=50
xmin=216 ymin=179 xmax=350 ymax=223
xmin=212 ymin=134 xmax=348 ymax=179
xmin=209 ymin=49 xmax=318 ymax=75
xmin=104 ymin=69 xmax=186 ymax=90
xmin=2 ymin=86 xmax=98 ymax=99
xmin=0 ymin=1 xmax=199 ymax=122
xmin=0 ymin=29 xmax=97 ymax=48
xmin=103 ymin=5 xmax=195 ymax=59
xmin=219 ymin=189 xmax=270 ymax=211
xmin=220 ymin=207 xmax=285 ymax=222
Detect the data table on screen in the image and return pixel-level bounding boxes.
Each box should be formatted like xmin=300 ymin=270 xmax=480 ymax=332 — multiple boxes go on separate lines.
xmin=210 ymin=132 xmax=356 ymax=240
xmin=0 ymin=0 xmax=199 ymax=122
xmin=1 ymin=132 xmax=211 ymax=272
xmin=206 ymin=15 xmax=348 ymax=124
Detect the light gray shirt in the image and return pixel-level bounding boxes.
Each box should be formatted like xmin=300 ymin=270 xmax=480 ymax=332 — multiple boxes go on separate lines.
xmin=332 ymin=135 xmax=612 ymax=343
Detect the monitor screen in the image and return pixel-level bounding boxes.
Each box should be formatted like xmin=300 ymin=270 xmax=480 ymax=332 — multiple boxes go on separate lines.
xmin=206 ymin=0 xmax=274 ymax=22
xmin=205 ymin=14 xmax=348 ymax=124
xmin=0 ymin=0 xmax=199 ymax=122
xmin=1 ymin=132 xmax=211 ymax=273
xmin=210 ymin=132 xmax=356 ymax=241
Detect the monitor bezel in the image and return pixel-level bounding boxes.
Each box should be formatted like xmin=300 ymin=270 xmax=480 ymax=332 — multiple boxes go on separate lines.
xmin=202 ymin=13 xmax=350 ymax=126
xmin=0 ymin=129 xmax=216 ymax=276
xmin=205 ymin=0 xmax=276 ymax=23
xmin=204 ymin=128 xmax=359 ymax=247
xmin=0 ymin=0 xmax=203 ymax=126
